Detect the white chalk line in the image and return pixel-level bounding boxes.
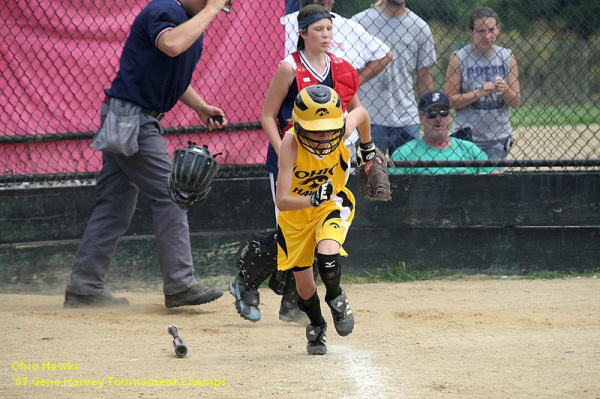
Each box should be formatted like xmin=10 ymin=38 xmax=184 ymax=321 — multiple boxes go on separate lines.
xmin=329 ymin=344 xmax=399 ymax=399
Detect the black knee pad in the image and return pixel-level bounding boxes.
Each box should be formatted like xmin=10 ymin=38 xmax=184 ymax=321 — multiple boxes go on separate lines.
xmin=317 ymin=253 xmax=340 ymax=282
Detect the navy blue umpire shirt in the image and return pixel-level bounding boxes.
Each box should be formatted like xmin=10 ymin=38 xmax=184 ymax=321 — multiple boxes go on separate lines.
xmin=105 ymin=0 xmax=204 ymax=113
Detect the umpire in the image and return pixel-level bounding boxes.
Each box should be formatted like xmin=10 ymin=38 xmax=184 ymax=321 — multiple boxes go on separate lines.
xmin=64 ymin=0 xmax=231 ymax=308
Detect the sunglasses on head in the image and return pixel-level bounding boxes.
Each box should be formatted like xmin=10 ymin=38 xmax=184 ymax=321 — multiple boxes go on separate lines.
xmin=424 ymin=108 xmax=450 ymax=119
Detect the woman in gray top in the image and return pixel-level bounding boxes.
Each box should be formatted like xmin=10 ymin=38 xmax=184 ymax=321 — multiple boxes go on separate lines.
xmin=445 ymin=6 xmax=520 ymax=163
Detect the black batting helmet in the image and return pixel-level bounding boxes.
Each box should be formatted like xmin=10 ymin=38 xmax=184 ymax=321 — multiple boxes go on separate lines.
xmin=292 ymin=85 xmax=345 ymax=156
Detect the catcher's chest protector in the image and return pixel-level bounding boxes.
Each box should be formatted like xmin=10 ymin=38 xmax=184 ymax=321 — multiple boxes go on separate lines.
xmin=291 ymin=52 xmax=359 ymax=111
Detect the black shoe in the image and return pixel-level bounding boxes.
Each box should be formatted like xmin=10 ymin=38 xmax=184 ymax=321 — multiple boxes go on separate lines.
xmin=279 ymin=297 xmax=307 ymax=323
xmin=306 ymin=323 xmax=327 ymax=355
xmin=64 ymin=291 xmax=129 ymax=308
xmin=326 ymin=288 xmax=355 ymax=336
xmin=165 ymin=284 xmax=223 ymax=308
xmin=278 ymin=282 xmax=308 ymax=323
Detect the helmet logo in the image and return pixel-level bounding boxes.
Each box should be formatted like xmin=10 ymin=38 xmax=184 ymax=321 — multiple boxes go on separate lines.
xmin=315 ymin=108 xmax=329 ymax=117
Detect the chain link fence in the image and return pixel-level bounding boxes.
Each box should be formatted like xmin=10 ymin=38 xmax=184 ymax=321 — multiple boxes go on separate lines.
xmin=1 ymin=0 xmax=599 ymax=186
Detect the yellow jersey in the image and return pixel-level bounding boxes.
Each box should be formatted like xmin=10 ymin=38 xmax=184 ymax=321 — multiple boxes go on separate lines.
xmin=277 ymin=129 xmax=356 ymax=270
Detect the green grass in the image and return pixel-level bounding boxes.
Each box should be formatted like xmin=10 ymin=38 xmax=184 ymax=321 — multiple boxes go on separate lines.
xmin=364 ymin=261 xmax=437 ymax=282
xmin=339 ymin=261 xmax=600 ymax=284
xmin=259 ymin=263 xmax=598 ymax=287
xmin=346 ymin=261 xmax=441 ymax=283
xmin=511 ymin=104 xmax=600 ymax=127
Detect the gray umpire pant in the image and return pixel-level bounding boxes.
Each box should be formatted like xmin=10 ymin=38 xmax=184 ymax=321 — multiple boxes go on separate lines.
xmin=67 ymin=107 xmax=197 ymax=296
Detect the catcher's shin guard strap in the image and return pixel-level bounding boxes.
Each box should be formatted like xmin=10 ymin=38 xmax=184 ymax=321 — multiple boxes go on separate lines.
xmin=235 ymin=233 xmax=278 ymax=289
xmin=269 ymin=269 xmax=294 ymax=296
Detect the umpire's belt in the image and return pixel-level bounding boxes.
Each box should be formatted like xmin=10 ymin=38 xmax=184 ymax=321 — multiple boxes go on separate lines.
xmin=104 ymin=96 xmax=165 ymax=121
xmin=140 ymin=108 xmax=165 ymax=121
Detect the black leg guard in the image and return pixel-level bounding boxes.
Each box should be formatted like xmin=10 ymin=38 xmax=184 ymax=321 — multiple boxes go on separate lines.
xmin=235 ymin=232 xmax=278 ymax=290
xmin=297 ymin=291 xmax=326 ymax=327
xmin=318 ymin=254 xmax=354 ymax=336
xmin=317 ymin=253 xmax=342 ymax=301
xmin=230 ymin=233 xmax=277 ymax=322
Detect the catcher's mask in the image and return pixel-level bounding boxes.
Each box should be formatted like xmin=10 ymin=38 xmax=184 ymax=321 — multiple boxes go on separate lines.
xmin=168 ymin=142 xmax=220 ymax=210
xmin=292 ymin=85 xmax=345 ymax=156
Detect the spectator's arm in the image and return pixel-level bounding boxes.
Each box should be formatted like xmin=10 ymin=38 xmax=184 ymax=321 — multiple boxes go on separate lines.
xmin=415 ymin=22 xmax=436 ymax=97
xmin=445 ymin=54 xmax=492 ymax=109
xmin=416 ymin=66 xmax=434 ymax=97
xmin=502 ymin=55 xmax=521 ymax=108
xmin=348 ymin=17 xmax=392 ymax=83
xmin=359 ymin=51 xmax=393 ymax=85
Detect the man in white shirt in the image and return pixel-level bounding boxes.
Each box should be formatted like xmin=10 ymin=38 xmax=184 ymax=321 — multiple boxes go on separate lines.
xmin=353 ymin=0 xmax=437 ymax=157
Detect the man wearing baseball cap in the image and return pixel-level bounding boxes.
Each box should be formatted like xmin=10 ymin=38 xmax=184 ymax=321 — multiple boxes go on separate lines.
xmin=389 ymin=91 xmax=497 ymax=175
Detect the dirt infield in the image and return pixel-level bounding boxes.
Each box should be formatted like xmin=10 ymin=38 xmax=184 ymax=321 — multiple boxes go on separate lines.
xmin=511 ymin=124 xmax=600 ymax=161
xmin=1 ymin=278 xmax=598 ymax=399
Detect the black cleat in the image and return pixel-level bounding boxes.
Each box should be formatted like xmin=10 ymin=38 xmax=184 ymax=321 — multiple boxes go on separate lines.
xmin=278 ymin=280 xmax=308 ymax=323
xmin=165 ymin=284 xmax=223 ymax=308
xmin=64 ymin=291 xmax=129 ymax=308
xmin=279 ymin=295 xmax=307 ymax=323
xmin=306 ymin=323 xmax=327 ymax=355
xmin=326 ymin=288 xmax=354 ymax=336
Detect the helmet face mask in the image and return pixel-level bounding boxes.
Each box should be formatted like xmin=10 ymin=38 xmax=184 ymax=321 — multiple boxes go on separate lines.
xmin=294 ymin=123 xmax=345 ymax=156
xmin=292 ymin=85 xmax=345 ymax=156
